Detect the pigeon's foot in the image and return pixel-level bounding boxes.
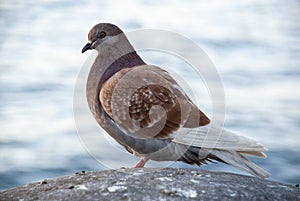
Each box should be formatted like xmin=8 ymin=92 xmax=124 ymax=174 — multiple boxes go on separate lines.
xmin=134 ymin=158 xmax=147 ymax=168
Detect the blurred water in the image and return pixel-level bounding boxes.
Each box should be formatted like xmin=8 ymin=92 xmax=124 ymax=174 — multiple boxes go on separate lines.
xmin=0 ymin=0 xmax=300 ymax=191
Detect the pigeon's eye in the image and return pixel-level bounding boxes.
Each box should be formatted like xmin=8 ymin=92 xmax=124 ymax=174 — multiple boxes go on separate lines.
xmin=99 ymin=31 xmax=106 ymax=39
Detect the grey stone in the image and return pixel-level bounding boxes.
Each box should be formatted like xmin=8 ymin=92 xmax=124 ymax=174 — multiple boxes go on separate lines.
xmin=1 ymin=168 xmax=299 ymax=201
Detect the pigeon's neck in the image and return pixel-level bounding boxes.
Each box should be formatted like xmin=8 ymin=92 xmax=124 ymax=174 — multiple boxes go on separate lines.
xmin=93 ymin=34 xmax=146 ymax=84
xmin=100 ymin=51 xmax=146 ymax=84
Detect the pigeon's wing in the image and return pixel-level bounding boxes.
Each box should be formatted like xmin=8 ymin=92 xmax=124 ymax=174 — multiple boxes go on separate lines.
xmin=127 ymin=83 xmax=181 ymax=138
xmin=147 ymin=66 xmax=210 ymax=128
xmin=173 ymin=125 xmax=267 ymax=158
xmin=100 ymin=65 xmax=210 ymax=139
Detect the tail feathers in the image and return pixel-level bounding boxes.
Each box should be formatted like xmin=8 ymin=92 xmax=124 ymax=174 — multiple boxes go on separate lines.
xmin=238 ymin=150 xmax=266 ymax=158
xmin=180 ymin=146 xmax=270 ymax=178
xmin=210 ymin=149 xmax=271 ymax=178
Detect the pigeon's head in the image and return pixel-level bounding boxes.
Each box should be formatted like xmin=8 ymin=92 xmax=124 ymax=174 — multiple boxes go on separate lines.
xmin=82 ymin=23 xmax=126 ymax=53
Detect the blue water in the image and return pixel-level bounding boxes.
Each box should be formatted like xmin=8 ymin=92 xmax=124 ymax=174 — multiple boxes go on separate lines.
xmin=1 ymin=0 xmax=300 ymax=191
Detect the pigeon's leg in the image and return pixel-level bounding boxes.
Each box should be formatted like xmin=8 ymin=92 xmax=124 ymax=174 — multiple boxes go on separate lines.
xmin=134 ymin=158 xmax=148 ymax=168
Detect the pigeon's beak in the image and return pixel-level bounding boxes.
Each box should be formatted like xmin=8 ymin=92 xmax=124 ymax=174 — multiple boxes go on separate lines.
xmin=82 ymin=42 xmax=92 ymax=53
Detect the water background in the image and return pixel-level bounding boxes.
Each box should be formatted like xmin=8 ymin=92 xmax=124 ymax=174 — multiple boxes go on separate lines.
xmin=1 ymin=0 xmax=299 ymax=191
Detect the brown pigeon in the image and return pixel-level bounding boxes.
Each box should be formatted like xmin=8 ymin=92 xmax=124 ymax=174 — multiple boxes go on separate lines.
xmin=82 ymin=23 xmax=270 ymax=178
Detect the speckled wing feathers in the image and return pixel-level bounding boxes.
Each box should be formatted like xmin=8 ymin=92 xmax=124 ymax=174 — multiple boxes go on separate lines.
xmin=99 ymin=65 xmax=210 ymax=139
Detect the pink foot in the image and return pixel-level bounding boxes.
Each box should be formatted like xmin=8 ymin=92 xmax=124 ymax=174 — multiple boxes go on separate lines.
xmin=134 ymin=158 xmax=146 ymax=168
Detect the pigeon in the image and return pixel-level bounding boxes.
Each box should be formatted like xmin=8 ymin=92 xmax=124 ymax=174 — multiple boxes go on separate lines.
xmin=82 ymin=22 xmax=270 ymax=178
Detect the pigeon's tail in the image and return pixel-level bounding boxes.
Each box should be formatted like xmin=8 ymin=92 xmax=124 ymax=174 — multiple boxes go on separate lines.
xmin=209 ymin=149 xmax=271 ymax=178
xmin=180 ymin=146 xmax=271 ymax=178
xmin=175 ymin=125 xmax=270 ymax=178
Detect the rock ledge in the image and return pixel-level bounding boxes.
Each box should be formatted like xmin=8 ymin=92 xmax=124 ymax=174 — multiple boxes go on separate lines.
xmin=1 ymin=168 xmax=299 ymax=201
